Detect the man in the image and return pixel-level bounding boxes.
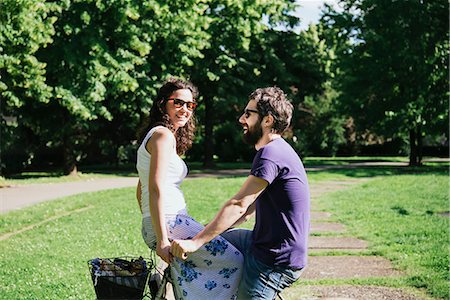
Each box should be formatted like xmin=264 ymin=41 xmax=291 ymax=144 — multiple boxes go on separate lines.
xmin=171 ymin=86 xmax=310 ymax=299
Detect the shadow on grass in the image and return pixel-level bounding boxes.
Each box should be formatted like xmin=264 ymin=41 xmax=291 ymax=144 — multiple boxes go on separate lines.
xmin=308 ymin=165 xmax=449 ymax=178
xmin=304 ymin=158 xmax=405 ymax=166
xmin=6 ymin=165 xmax=138 ymax=180
xmin=187 ymin=161 xmax=252 ymax=170
xmin=4 ymin=159 xmax=448 ymax=180
xmin=6 ymin=172 xmax=65 ymax=180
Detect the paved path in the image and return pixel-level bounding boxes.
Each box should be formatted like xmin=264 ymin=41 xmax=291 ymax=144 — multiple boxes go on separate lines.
xmin=2 ymin=158 xmax=448 ymax=213
xmin=0 ymin=169 xmax=250 ymax=214
xmin=0 ymin=167 xmax=358 ymax=214
xmin=0 ymin=177 xmax=139 ymax=213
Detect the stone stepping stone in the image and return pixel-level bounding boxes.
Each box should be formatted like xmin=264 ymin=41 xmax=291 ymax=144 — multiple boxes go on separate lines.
xmin=281 ymin=285 xmax=427 ymax=300
xmin=311 ymin=222 xmax=346 ymax=234
xmin=310 ymin=181 xmax=360 ymax=198
xmin=309 ymin=179 xmax=369 ymax=202
xmin=309 ymin=237 xmax=368 ymax=251
xmin=310 ymin=202 xmax=323 ymax=211
xmin=302 ymin=256 xmax=402 ymax=279
xmin=310 ymin=212 xmax=332 ymax=221
xmin=310 ymin=248 xmax=367 ymax=254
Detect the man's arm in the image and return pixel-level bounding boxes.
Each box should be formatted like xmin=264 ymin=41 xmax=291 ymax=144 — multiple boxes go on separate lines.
xmin=170 ymin=175 xmax=268 ymax=259
xmin=230 ymin=201 xmax=256 ymax=228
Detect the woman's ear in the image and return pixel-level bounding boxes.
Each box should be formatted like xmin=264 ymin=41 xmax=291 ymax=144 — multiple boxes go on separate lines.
xmin=158 ymin=100 xmax=166 ymax=113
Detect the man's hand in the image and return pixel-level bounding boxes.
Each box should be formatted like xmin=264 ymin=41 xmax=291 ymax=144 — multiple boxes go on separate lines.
xmin=156 ymin=240 xmax=173 ymax=264
xmin=170 ymin=239 xmax=202 ymax=260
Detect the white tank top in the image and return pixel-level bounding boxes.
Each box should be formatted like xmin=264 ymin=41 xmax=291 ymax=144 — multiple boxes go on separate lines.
xmin=136 ymin=126 xmax=188 ymax=218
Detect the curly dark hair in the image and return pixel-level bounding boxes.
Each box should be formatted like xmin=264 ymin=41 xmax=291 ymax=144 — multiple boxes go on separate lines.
xmin=137 ymin=77 xmax=199 ymax=155
xmin=249 ymin=86 xmax=293 ymax=134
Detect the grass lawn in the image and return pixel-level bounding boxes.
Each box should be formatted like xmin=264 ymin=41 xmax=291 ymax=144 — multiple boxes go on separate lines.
xmin=0 ymin=163 xmax=448 ymax=299
xmin=315 ymin=173 xmax=449 ymax=299
xmin=1 ymin=156 xmax=446 ymax=187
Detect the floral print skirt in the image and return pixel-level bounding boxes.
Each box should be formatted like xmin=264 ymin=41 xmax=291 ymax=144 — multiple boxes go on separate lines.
xmin=142 ymin=213 xmax=243 ymax=300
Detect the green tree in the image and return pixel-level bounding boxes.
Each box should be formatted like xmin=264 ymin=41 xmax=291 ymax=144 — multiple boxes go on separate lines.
xmin=267 ymin=25 xmax=343 ymax=156
xmin=188 ymin=0 xmax=299 ymax=167
xmin=1 ymin=0 xmax=210 ymax=174
xmin=322 ymin=0 xmax=449 ymax=165
xmin=1 ymin=0 xmax=343 ymax=174
xmin=42 ymin=0 xmax=211 ymax=174
xmin=187 ymin=23 xmax=339 ymax=162
xmin=237 ymin=24 xmax=341 ymax=157
xmin=0 ymin=0 xmax=57 ymax=174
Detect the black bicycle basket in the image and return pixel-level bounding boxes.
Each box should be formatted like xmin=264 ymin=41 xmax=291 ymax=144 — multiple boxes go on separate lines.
xmin=88 ymin=256 xmax=154 ymax=300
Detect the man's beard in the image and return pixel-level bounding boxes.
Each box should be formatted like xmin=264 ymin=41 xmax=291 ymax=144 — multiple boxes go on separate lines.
xmin=242 ymin=122 xmax=263 ymax=145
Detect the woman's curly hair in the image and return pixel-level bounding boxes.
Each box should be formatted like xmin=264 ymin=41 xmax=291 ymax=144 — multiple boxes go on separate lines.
xmin=137 ymin=77 xmax=198 ymax=155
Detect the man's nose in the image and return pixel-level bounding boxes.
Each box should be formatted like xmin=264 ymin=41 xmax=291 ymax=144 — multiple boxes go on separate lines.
xmin=238 ymin=114 xmax=245 ymax=124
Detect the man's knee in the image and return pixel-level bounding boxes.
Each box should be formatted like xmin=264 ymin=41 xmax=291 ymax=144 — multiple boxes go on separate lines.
xmin=220 ymin=228 xmax=252 ymax=253
xmin=238 ymin=254 xmax=302 ymax=299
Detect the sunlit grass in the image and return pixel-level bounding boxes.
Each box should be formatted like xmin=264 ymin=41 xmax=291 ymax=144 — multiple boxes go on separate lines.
xmin=316 ymin=174 xmax=449 ymax=299
xmin=1 ymin=188 xmax=145 ymax=300
xmin=3 ymin=156 xmax=446 ymax=186
xmin=0 ymin=164 xmax=448 ymax=299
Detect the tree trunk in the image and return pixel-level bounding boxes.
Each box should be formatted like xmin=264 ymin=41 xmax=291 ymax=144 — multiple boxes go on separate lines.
xmin=63 ymin=136 xmax=78 ymax=176
xmin=409 ymin=124 xmax=424 ymax=167
xmin=409 ymin=128 xmax=417 ymax=166
xmin=417 ymin=124 xmax=423 ymax=166
xmin=203 ymin=94 xmax=215 ymax=168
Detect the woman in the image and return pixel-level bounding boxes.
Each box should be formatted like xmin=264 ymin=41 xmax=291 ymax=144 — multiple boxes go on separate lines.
xmin=136 ymin=77 xmax=243 ymax=299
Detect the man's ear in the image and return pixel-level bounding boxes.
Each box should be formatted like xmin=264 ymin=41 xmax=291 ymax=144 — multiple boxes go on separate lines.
xmin=263 ymin=114 xmax=274 ymax=128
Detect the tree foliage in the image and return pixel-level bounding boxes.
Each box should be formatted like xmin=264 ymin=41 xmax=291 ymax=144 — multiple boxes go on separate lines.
xmin=321 ymin=0 xmax=449 ymax=165
xmin=2 ymin=0 xmax=447 ymax=175
xmin=1 ymin=0 xmax=211 ymax=174
xmin=187 ymin=0 xmax=300 ymax=166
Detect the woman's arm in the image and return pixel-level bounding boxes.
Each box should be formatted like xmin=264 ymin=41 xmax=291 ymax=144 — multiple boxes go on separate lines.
xmin=136 ymin=180 xmax=142 ymax=213
xmin=146 ymin=128 xmax=175 ymax=264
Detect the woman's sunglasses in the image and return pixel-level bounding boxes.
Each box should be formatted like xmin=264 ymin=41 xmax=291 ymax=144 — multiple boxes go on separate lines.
xmin=167 ymin=98 xmax=197 ymax=111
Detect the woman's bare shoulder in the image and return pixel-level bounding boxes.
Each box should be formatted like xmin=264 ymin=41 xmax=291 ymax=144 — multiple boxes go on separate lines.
xmin=146 ymin=127 xmax=174 ymax=152
xmin=151 ymin=126 xmax=173 ymax=140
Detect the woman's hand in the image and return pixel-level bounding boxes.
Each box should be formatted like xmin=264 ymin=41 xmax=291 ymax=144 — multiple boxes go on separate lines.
xmin=156 ymin=239 xmax=173 ymax=264
xmin=170 ymin=239 xmax=202 ymax=260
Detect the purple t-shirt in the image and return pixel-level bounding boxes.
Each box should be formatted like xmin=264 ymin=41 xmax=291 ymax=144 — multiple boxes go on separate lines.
xmin=250 ymin=138 xmax=310 ymax=269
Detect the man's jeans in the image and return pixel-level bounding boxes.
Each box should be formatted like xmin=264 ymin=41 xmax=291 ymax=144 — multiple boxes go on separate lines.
xmin=221 ymin=229 xmax=303 ymax=299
